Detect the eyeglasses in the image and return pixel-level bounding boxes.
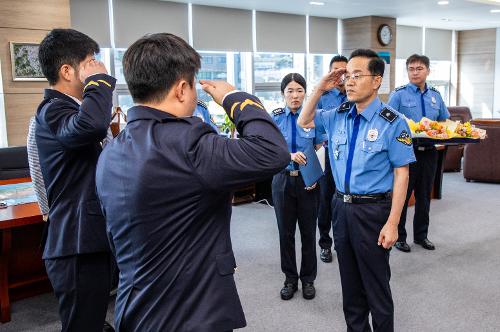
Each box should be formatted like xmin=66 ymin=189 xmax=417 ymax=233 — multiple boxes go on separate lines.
xmin=407 ymin=67 xmax=426 ymax=73
xmin=343 ymin=74 xmax=379 ymax=82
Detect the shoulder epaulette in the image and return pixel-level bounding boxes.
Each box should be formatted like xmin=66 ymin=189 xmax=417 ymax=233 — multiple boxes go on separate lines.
xmin=197 ymin=100 xmax=208 ymax=109
xmin=394 ymin=85 xmax=406 ymax=92
xmin=338 ymin=101 xmax=352 ymax=113
xmin=379 ymin=107 xmax=398 ymax=123
xmin=429 ymin=86 xmax=440 ymax=94
xmin=272 ymin=107 xmax=285 ymax=116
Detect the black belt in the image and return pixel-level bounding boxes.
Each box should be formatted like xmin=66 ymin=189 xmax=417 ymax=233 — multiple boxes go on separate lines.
xmin=282 ymin=170 xmax=301 ymax=177
xmin=336 ymin=191 xmax=391 ymax=204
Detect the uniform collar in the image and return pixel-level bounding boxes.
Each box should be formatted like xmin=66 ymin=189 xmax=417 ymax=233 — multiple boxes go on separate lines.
xmin=44 ymin=89 xmax=81 ymax=106
xmin=127 ymin=105 xmax=178 ymax=123
xmin=348 ymin=97 xmax=382 ymax=122
xmin=408 ymin=82 xmax=428 ymax=94
xmin=332 ymin=87 xmax=346 ymax=98
xmin=285 ymin=105 xmax=302 ymax=116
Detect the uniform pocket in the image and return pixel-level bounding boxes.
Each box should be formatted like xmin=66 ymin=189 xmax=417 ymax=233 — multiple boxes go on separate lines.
xmin=86 ymin=199 xmax=104 ymax=216
xmin=216 ymin=251 xmax=237 ymax=276
xmin=402 ymin=99 xmax=417 ymax=108
xmin=362 ymin=141 xmax=383 ymax=153
xmin=298 ymin=127 xmax=316 ymax=139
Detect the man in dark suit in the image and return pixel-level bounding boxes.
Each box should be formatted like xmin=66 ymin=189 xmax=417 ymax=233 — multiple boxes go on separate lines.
xmin=95 ymin=33 xmax=290 ymax=331
xmin=35 ymin=29 xmax=115 ymax=332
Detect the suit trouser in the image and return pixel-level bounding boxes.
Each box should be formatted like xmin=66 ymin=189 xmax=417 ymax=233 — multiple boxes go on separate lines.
xmin=332 ymin=197 xmax=394 ymax=332
xmin=44 ymin=252 xmax=112 ymax=332
xmin=272 ymin=172 xmax=318 ymax=284
xmin=318 ymin=146 xmax=336 ymax=250
xmin=398 ymin=148 xmax=438 ymax=242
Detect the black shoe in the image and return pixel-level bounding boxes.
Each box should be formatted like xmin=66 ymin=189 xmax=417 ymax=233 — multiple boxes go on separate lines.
xmin=414 ymin=238 xmax=435 ymax=250
xmin=320 ymin=248 xmax=333 ymax=263
xmin=280 ymin=282 xmax=298 ymax=300
xmin=302 ymin=282 xmax=315 ymax=300
xmin=394 ymin=241 xmax=411 ymax=253
xmin=103 ymin=321 xmax=115 ymax=332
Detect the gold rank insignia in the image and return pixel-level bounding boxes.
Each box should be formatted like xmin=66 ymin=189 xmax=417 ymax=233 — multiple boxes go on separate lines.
xmin=230 ymin=98 xmax=264 ymax=119
xmin=83 ymin=79 xmax=112 ymax=91
xmin=396 ymin=130 xmax=412 ymax=146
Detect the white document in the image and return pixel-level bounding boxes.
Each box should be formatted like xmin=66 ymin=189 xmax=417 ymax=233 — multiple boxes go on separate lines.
xmin=316 ymin=146 xmax=326 ymax=172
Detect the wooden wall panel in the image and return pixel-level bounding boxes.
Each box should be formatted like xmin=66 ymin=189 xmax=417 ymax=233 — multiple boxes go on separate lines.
xmin=4 ymin=93 xmax=43 ymax=146
xmin=0 ymin=0 xmax=70 ymax=146
xmin=0 ymin=0 xmax=70 ymax=30
xmin=341 ymin=16 xmax=396 ymax=101
xmin=457 ymin=29 xmax=496 ymax=118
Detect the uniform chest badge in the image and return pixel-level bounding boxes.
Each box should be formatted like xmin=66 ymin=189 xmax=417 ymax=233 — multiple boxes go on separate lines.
xmin=431 ymin=96 xmax=436 ymax=104
xmin=367 ymin=128 xmax=378 ymax=142
xmin=303 ymin=128 xmax=312 ymax=133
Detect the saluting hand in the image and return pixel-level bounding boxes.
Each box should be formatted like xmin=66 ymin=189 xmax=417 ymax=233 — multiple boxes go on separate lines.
xmin=199 ymin=80 xmax=236 ymax=106
xmin=79 ymin=58 xmax=108 ymax=83
xmin=291 ymin=152 xmax=307 ymax=165
xmin=377 ymin=221 xmax=398 ymax=249
xmin=316 ymin=68 xmax=347 ymax=93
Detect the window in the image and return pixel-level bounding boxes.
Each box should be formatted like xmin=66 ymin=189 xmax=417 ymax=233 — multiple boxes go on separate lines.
xmin=114 ymin=48 xmax=127 ymax=85
xmin=254 ymin=53 xmax=305 ymax=84
xmin=395 ymin=59 xmax=451 ymax=103
xmin=307 ymin=54 xmax=334 ymax=94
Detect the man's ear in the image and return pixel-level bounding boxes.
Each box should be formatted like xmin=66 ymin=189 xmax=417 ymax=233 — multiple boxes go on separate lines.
xmin=174 ymin=80 xmax=189 ymax=102
xmin=373 ymin=76 xmax=383 ymax=91
xmin=59 ymin=64 xmax=74 ymax=82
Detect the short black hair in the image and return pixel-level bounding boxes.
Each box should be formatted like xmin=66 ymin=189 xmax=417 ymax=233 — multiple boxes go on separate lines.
xmin=123 ymin=33 xmax=201 ymax=104
xmin=349 ymin=49 xmax=385 ymax=77
xmin=329 ymin=55 xmax=348 ymax=68
xmin=406 ymin=54 xmax=430 ymax=69
xmin=38 ymin=29 xmax=99 ymax=85
xmin=280 ymin=73 xmax=306 ymax=93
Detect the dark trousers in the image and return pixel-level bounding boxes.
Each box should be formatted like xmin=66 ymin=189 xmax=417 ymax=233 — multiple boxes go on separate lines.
xmin=44 ymin=252 xmax=112 ymax=332
xmin=398 ymin=148 xmax=438 ymax=242
xmin=332 ymin=197 xmax=394 ymax=332
xmin=318 ymin=146 xmax=336 ymax=250
xmin=272 ymin=172 xmax=319 ymax=284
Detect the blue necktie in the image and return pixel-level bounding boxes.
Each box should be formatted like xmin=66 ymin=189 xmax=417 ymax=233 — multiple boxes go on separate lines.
xmin=344 ymin=114 xmax=361 ymax=194
xmin=420 ymin=91 xmax=427 ymax=118
xmin=291 ymin=113 xmax=297 ymax=170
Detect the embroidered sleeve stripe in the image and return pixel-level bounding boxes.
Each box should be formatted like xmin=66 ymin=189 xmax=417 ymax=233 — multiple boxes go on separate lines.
xmin=97 ymin=79 xmax=112 ymax=88
xmin=83 ymin=81 xmax=99 ymax=90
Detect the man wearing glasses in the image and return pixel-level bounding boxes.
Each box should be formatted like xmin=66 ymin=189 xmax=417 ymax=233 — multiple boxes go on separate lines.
xmin=299 ymin=49 xmax=415 ymax=331
xmin=388 ymin=54 xmax=450 ymax=253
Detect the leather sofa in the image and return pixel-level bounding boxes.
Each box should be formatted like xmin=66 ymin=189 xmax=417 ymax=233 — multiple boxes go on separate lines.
xmin=444 ymin=106 xmax=473 ymax=172
xmin=0 ymin=146 xmax=30 ymax=180
xmin=463 ymin=119 xmax=500 ymax=183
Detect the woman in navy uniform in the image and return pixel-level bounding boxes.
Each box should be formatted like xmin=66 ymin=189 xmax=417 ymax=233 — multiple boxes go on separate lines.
xmin=272 ymin=73 xmax=323 ymax=301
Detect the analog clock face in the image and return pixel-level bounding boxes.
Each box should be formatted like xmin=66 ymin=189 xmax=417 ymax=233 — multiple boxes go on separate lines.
xmin=378 ymin=25 xmax=392 ymax=46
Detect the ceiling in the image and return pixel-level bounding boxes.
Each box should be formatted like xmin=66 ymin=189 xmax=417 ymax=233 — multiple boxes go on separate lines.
xmin=167 ymin=0 xmax=500 ymax=30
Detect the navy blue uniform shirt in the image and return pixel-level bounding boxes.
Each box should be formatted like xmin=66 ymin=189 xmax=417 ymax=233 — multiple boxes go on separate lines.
xmin=35 ymin=74 xmax=116 ymax=259
xmin=96 ymin=91 xmax=289 ymax=331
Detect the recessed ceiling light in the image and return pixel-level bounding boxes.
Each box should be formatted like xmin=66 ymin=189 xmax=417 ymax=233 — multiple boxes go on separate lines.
xmin=441 ymin=18 xmax=452 ymax=21
xmin=309 ymin=1 xmax=325 ymax=5
xmin=438 ymin=1 xmax=449 ymax=4
xmin=491 ymin=9 xmax=500 ymax=12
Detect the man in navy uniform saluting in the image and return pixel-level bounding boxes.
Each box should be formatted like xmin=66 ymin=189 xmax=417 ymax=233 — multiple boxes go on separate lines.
xmin=388 ymin=54 xmax=450 ymax=252
xmin=298 ymin=49 xmax=416 ymax=331
xmin=35 ymin=29 xmax=115 ymax=332
xmin=95 ymin=33 xmax=289 ymax=332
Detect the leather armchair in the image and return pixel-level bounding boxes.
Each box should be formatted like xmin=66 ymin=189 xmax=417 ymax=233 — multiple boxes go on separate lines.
xmin=0 ymin=146 xmax=30 ymax=180
xmin=463 ymin=119 xmax=500 ymax=183
xmin=444 ymin=107 xmax=472 ymax=172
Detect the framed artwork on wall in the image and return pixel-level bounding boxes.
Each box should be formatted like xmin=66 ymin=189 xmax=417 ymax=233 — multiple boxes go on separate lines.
xmin=9 ymin=42 xmax=46 ymax=81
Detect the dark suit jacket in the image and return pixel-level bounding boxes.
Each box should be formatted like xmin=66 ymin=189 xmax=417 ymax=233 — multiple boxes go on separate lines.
xmin=96 ymin=91 xmax=289 ymax=332
xmin=35 ymin=74 xmax=116 ymax=259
